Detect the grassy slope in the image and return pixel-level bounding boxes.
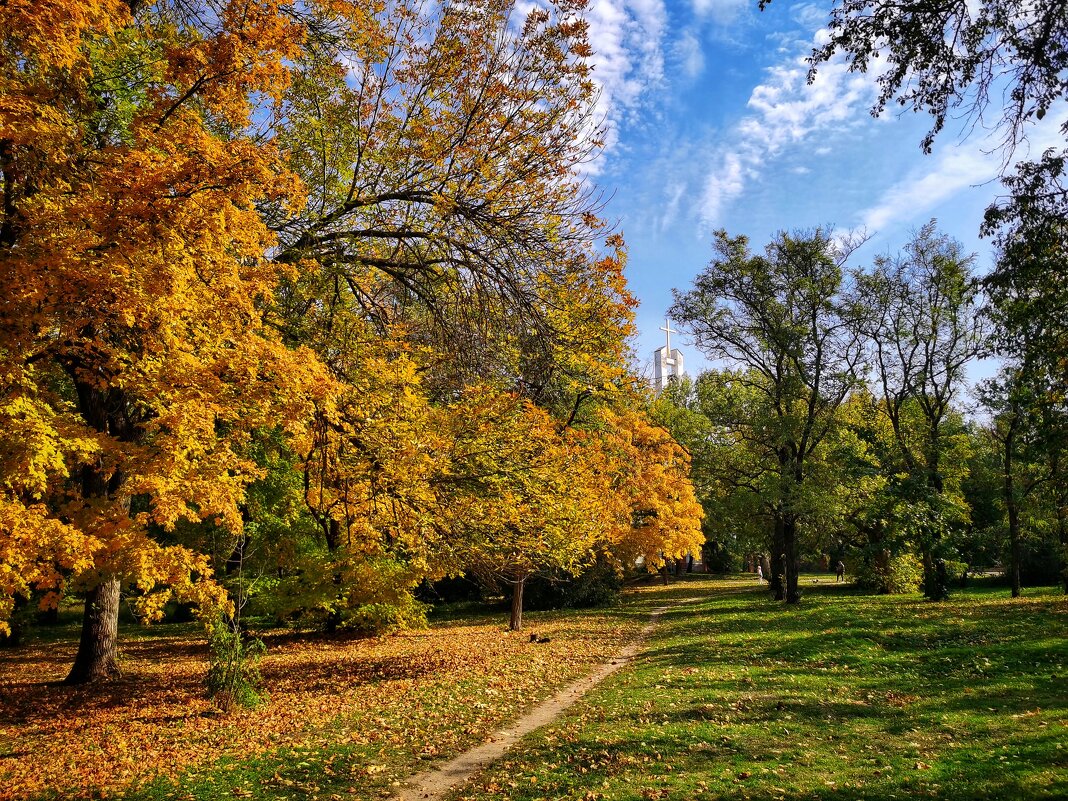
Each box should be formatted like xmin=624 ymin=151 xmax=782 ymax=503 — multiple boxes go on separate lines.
xmin=455 ymin=575 xmax=1067 ymax=801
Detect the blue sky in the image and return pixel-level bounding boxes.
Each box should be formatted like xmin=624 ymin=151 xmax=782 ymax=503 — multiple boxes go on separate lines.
xmin=573 ymin=0 xmax=1063 ymax=379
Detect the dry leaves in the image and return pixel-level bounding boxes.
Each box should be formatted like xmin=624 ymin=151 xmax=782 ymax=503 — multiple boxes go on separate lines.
xmin=0 ymin=611 xmax=641 ymax=800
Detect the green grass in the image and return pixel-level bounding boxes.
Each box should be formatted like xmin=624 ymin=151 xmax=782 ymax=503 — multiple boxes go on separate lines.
xmin=453 ymin=574 xmax=1068 ymax=801
xmin=14 ymin=575 xmax=1062 ymax=800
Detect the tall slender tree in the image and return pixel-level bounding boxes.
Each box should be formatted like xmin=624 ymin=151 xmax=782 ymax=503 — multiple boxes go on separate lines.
xmin=852 ymin=222 xmax=987 ymax=599
xmin=671 ymin=229 xmax=865 ymax=603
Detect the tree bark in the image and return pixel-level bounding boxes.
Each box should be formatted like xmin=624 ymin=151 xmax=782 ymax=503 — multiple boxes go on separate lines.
xmin=65 ymin=577 xmax=122 ymax=684
xmin=65 ymin=374 xmax=133 ymax=680
xmin=770 ymin=518 xmax=785 ymax=601
xmin=1058 ymin=511 xmax=1068 ymax=595
xmin=1003 ymin=437 xmax=1023 ymax=598
xmin=784 ymin=517 xmax=800 ymax=604
xmin=509 ymin=577 xmax=525 ymax=631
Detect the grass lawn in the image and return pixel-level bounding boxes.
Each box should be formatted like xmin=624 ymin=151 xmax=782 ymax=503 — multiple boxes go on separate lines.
xmin=455 ymin=574 xmax=1068 ymax=801
xmin=1 ymin=575 xmax=1064 ymax=800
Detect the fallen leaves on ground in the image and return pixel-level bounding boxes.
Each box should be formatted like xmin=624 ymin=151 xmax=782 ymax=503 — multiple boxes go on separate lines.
xmin=0 ymin=610 xmax=643 ymax=800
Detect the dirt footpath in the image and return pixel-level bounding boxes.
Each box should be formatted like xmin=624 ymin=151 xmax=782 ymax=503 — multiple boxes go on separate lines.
xmin=393 ymin=599 xmax=698 ymax=801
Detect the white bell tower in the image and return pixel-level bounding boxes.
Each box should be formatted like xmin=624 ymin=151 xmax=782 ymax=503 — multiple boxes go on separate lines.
xmin=653 ymin=318 xmax=684 ymax=393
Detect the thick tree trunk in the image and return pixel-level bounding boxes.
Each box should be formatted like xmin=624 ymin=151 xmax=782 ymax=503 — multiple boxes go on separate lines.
xmin=770 ymin=518 xmax=786 ymax=601
xmin=65 ymin=376 xmax=133 ymax=681
xmin=1004 ymin=449 xmax=1022 ymax=598
xmin=509 ymin=577 xmax=525 ymax=631
xmin=784 ymin=518 xmax=800 ymax=604
xmin=65 ymin=577 xmax=122 ymax=684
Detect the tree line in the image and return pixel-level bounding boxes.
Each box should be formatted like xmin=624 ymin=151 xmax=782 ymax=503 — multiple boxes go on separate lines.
xmin=657 ymin=221 xmax=1067 ymax=603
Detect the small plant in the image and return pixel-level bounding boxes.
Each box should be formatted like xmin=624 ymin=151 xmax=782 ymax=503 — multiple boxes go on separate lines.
xmin=205 ymin=617 xmax=266 ymax=712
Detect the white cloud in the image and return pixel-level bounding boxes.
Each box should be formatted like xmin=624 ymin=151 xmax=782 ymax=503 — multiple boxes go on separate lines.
xmin=696 ymin=40 xmax=881 ymax=228
xmin=673 ymin=28 xmax=705 ymax=80
xmin=860 ymin=150 xmax=996 ymax=232
xmin=858 ymin=115 xmax=1066 ymax=232
xmin=790 ymin=2 xmax=827 ymax=30
xmin=691 ymin=0 xmax=747 ymax=25
xmin=700 ymin=151 xmax=747 ymax=226
xmin=580 ymin=0 xmax=667 ymax=167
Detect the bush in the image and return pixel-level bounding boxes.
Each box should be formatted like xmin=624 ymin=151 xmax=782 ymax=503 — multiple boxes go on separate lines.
xmin=205 ymin=619 xmax=266 ymax=712
xmin=853 ymin=550 xmax=923 ymax=594
xmin=943 ymin=559 xmax=969 ymax=587
xmin=524 ymin=558 xmax=623 ymax=611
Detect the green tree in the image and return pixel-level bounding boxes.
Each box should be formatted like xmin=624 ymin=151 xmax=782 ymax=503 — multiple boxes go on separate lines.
xmin=851 ymin=223 xmax=986 ymax=599
xmin=670 ymin=229 xmax=866 ymax=603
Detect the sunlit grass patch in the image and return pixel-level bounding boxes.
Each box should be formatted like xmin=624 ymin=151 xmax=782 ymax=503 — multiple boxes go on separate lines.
xmin=455 ymin=576 xmax=1067 ymax=801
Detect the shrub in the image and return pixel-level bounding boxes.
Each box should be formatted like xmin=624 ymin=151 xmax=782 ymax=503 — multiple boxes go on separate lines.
xmin=205 ymin=618 xmax=266 ymax=712
xmin=524 ymin=558 xmax=623 ymax=611
xmin=853 ymin=550 xmax=923 ymax=594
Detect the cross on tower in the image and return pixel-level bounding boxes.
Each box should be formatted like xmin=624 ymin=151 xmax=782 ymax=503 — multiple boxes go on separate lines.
xmin=659 ymin=318 xmax=677 ymax=352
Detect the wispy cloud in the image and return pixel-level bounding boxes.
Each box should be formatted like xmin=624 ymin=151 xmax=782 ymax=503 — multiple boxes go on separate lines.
xmin=697 ymin=40 xmax=880 ymax=228
xmin=857 ymin=115 xmax=1066 ymax=232
xmin=672 ymin=28 xmax=705 ymax=80
xmin=584 ymin=1 xmax=667 ymax=142
xmin=691 ymin=0 xmax=747 ymax=25
xmin=511 ymin=1 xmax=667 ymax=172
xmin=859 ymin=150 xmax=997 ymax=232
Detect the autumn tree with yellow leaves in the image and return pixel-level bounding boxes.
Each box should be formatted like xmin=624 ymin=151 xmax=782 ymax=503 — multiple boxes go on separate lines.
xmin=1 ymin=0 xmax=330 ymax=682
xmin=1 ymin=0 xmax=703 ymax=684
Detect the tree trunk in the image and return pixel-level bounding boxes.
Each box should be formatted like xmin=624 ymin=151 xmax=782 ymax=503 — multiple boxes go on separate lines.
xmin=509 ymin=577 xmax=525 ymax=631
xmin=65 ymin=577 xmax=122 ymax=684
xmin=65 ymin=376 xmax=133 ymax=681
xmin=1004 ymin=442 xmax=1022 ymax=598
xmin=770 ymin=518 xmax=785 ymax=601
xmin=1058 ymin=511 xmax=1068 ymax=595
xmin=1053 ymin=452 xmax=1068 ymax=595
xmin=784 ymin=518 xmax=800 ymax=604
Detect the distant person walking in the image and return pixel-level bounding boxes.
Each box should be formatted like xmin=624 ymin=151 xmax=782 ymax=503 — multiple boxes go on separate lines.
xmin=835 ymin=560 xmax=845 ymax=582
xmin=756 ymin=564 xmax=763 ymax=582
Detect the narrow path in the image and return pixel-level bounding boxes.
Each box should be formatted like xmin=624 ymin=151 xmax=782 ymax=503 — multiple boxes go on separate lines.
xmin=392 ymin=597 xmax=701 ymax=801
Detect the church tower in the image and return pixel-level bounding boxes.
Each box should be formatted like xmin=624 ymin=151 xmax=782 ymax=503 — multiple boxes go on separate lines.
xmin=653 ymin=318 xmax=684 ymax=393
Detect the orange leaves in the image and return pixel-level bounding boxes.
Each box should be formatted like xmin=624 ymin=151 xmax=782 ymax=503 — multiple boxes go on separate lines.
xmin=0 ymin=1 xmax=332 ymax=636
xmin=0 ymin=0 xmax=129 ymax=72
xmin=161 ymin=0 xmax=304 ymax=127
xmin=0 ymin=500 xmax=99 ymax=634
xmin=585 ymin=406 xmax=705 ymax=568
xmin=0 ymin=603 xmax=642 ymax=800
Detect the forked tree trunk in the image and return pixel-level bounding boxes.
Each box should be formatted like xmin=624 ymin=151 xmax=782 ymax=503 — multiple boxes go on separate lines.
xmin=510 ymin=577 xmax=525 ymax=631
xmin=65 ymin=576 xmax=122 ymax=684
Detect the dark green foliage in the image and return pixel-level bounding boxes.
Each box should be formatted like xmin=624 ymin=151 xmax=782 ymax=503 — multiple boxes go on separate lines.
xmin=415 ymin=575 xmax=484 ymax=604
xmin=701 ymin=538 xmax=740 ymax=573
xmin=1015 ymin=537 xmax=1064 ymax=586
xmin=523 ymin=559 xmax=623 ymax=611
